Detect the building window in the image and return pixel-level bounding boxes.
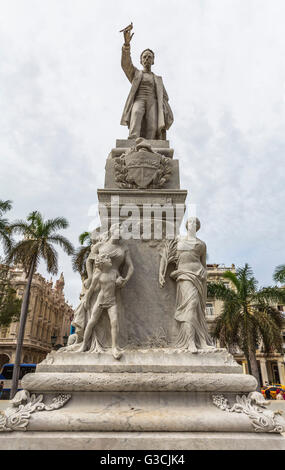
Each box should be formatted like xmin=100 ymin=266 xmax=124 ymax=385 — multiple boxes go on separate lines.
xmin=271 ymin=362 xmax=281 ymax=384
xmin=0 ymin=328 xmax=8 ymax=338
xmin=206 ymin=303 xmax=214 ymax=316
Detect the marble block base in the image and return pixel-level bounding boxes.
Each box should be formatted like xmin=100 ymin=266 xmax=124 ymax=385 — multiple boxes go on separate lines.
xmin=35 ymin=348 xmax=244 ymax=374
xmin=16 ymin=349 xmax=270 ymax=434
xmin=2 ymin=349 xmax=284 ymax=445
xmin=1 ymin=432 xmax=285 ymax=450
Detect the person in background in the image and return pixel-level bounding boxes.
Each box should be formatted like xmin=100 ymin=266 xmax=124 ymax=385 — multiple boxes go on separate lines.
xmin=0 ymin=381 xmax=3 ymax=399
xmin=276 ymin=390 xmax=285 ymax=400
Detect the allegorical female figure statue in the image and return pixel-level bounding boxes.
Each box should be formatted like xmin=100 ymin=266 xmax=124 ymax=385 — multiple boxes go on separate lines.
xmin=159 ymin=217 xmax=214 ymax=353
xmin=120 ymin=23 xmax=173 ymax=140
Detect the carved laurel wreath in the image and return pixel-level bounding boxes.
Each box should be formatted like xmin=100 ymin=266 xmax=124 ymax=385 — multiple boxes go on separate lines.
xmin=114 ymin=155 xmax=132 ymax=188
xmin=0 ymin=390 xmax=71 ymax=432
xmin=152 ymin=156 xmax=172 ymax=188
xmin=114 ymin=153 xmax=172 ymax=189
xmin=213 ymin=392 xmax=284 ymax=433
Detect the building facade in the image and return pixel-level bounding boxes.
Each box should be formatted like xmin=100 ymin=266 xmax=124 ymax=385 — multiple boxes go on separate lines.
xmin=0 ymin=264 xmax=73 ymax=368
xmin=206 ymin=264 xmax=285 ymax=386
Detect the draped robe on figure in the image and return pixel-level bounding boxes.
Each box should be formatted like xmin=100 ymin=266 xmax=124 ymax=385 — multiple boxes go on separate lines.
xmin=170 ymin=238 xmax=213 ymax=349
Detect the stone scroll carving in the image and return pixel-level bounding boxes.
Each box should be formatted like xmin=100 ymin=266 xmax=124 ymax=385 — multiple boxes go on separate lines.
xmin=0 ymin=390 xmax=71 ymax=432
xmin=62 ymin=224 xmax=134 ymax=360
xmin=114 ymin=138 xmax=172 ymax=189
xmin=212 ymin=392 xmax=284 ymax=433
xmin=159 ymin=217 xmax=215 ymax=353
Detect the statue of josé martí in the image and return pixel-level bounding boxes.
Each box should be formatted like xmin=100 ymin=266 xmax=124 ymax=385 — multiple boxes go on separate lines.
xmin=120 ymin=23 xmax=174 ymax=140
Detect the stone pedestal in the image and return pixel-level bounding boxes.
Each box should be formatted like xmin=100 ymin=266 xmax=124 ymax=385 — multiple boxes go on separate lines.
xmin=105 ymin=139 xmax=177 ymax=188
xmin=15 ymin=350 xmax=275 ymax=433
xmin=1 ymin=138 xmax=284 ymax=450
xmin=2 ymin=432 xmax=285 ymax=451
xmin=98 ymin=139 xmax=187 ymax=234
xmin=0 ymin=348 xmax=285 ymax=448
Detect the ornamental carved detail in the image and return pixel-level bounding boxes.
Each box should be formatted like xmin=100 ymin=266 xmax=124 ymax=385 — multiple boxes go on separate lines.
xmin=114 ymin=138 xmax=172 ymax=189
xmin=212 ymin=391 xmax=284 ymax=433
xmin=0 ymin=390 xmax=71 ymax=432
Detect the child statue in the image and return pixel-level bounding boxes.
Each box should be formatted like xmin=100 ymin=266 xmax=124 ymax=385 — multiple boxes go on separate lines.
xmin=78 ymin=253 xmax=123 ymax=360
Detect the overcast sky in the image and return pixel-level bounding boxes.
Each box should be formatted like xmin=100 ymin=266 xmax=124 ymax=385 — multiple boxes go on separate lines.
xmin=0 ymin=0 xmax=284 ymax=307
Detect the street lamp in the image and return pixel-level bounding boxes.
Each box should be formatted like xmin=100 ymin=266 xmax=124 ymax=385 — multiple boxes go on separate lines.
xmin=63 ymin=333 xmax=69 ymax=347
xmin=51 ymin=334 xmax=57 ymax=348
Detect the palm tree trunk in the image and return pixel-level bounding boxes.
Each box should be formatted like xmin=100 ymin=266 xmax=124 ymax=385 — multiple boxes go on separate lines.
xmin=244 ymin=352 xmax=252 ymax=376
xmin=249 ymin=348 xmax=261 ymax=391
xmin=10 ymin=257 xmax=36 ymax=399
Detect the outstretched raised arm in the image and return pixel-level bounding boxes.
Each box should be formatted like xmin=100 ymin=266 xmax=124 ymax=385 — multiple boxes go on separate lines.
xmin=120 ymin=23 xmax=136 ymax=83
xmin=120 ymin=22 xmax=134 ymax=46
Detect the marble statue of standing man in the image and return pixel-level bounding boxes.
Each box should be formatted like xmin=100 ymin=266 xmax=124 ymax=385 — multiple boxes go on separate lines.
xmin=120 ymin=23 xmax=174 ymax=140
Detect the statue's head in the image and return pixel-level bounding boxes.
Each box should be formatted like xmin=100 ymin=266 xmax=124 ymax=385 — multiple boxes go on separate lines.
xmin=91 ymin=226 xmax=109 ymax=245
xmin=140 ymin=49 xmax=155 ymax=68
xmin=109 ymin=223 xmax=125 ymax=243
xmin=186 ymin=217 xmax=201 ymax=235
xmin=90 ymin=226 xmax=101 ymax=244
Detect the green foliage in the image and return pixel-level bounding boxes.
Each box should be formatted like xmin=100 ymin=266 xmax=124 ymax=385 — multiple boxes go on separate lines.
xmin=273 ymin=264 xmax=285 ymax=284
xmin=7 ymin=211 xmax=74 ymax=275
xmin=208 ymin=263 xmax=285 ymax=380
xmin=78 ymin=231 xmax=91 ymax=246
xmin=72 ymin=231 xmax=92 ymax=279
xmin=0 ymin=266 xmax=21 ymax=327
xmin=0 ymin=199 xmax=13 ymax=253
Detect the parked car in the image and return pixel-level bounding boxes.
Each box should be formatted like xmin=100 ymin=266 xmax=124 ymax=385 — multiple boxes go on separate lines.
xmin=261 ymin=384 xmax=285 ymax=400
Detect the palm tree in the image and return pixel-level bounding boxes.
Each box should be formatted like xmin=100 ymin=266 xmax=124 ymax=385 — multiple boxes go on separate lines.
xmin=208 ymin=264 xmax=285 ymax=390
xmin=72 ymin=231 xmax=92 ymax=279
xmin=0 ymin=199 xmax=13 ymax=252
xmin=273 ymin=265 xmax=285 ymax=284
xmin=7 ymin=211 xmax=74 ymax=398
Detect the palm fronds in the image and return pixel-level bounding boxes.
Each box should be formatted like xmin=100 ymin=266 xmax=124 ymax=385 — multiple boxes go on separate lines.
xmin=273 ymin=264 xmax=285 ymax=284
xmin=7 ymin=213 xmax=74 ymax=275
xmin=0 ymin=199 xmax=13 ymax=253
xmin=72 ymin=232 xmax=92 ymax=278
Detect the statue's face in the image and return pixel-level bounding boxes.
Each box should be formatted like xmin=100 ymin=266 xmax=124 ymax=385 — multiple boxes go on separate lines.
xmin=186 ymin=217 xmax=201 ymax=235
xmin=110 ymin=226 xmax=121 ymax=241
xmin=141 ymin=50 xmax=154 ymax=68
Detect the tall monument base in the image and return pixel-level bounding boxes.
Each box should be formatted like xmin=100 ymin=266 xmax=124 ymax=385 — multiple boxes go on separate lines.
xmin=0 ymin=348 xmax=284 ymax=449
xmin=1 ymin=431 xmax=285 ymax=451
xmin=1 ymin=134 xmax=284 ymax=450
